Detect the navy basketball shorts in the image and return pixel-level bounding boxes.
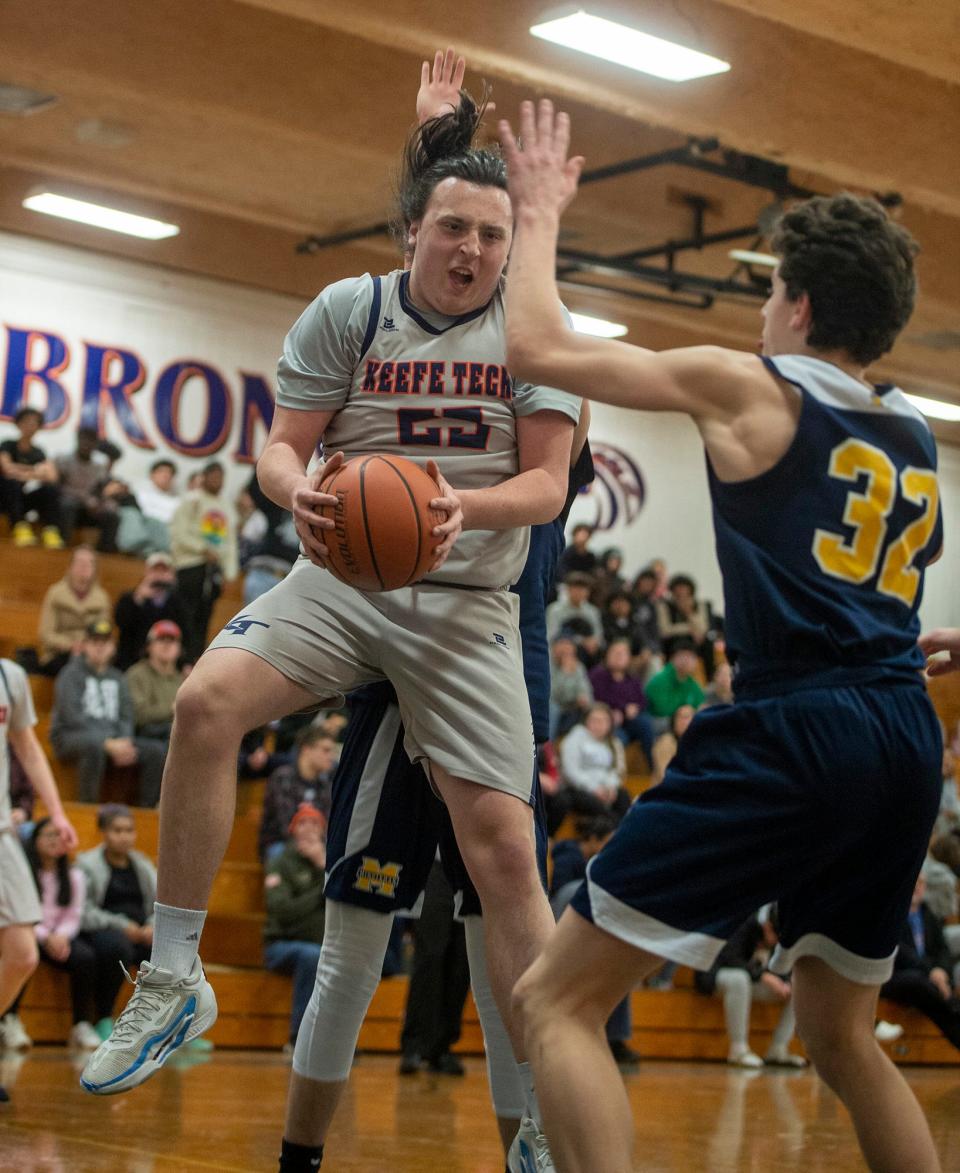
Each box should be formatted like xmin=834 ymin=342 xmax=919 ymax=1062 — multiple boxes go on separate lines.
xmin=571 ymin=678 xmax=942 ymax=984
xmin=324 ymin=682 xmax=547 ymax=919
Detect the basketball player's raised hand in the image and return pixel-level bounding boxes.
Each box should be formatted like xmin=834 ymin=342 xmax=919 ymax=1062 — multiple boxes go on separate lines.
xmin=417 ymin=48 xmax=467 ymax=124
xmin=919 ymin=628 xmax=960 ymax=677
xmin=499 ymin=99 xmax=584 ymax=218
xmin=426 ymin=459 xmax=462 ymax=571
xmin=292 ymin=450 xmax=344 ymax=568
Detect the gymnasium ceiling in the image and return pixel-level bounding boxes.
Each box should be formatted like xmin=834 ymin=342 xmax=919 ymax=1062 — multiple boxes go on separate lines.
xmin=1 ymin=0 xmax=958 ymax=411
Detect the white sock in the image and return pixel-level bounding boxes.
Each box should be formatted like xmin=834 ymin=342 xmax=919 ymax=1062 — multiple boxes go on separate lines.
xmin=516 ymin=1061 xmax=543 ymax=1131
xmin=149 ymin=902 xmax=207 ymax=978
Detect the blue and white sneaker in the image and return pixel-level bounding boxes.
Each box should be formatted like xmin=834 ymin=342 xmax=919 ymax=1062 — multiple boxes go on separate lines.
xmin=80 ymin=958 xmax=217 ymax=1095
xmin=507 ymin=1115 xmax=555 ymax=1172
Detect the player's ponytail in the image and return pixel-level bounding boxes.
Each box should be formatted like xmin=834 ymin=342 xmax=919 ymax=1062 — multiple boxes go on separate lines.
xmin=392 ymin=87 xmax=506 ymax=253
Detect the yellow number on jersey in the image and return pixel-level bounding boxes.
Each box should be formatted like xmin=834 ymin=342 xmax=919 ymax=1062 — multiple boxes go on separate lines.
xmin=813 ymin=438 xmax=939 ymax=607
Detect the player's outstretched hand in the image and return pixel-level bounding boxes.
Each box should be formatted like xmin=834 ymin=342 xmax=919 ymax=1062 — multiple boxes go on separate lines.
xmin=418 ymin=48 xmax=468 ymax=125
xmin=53 ymin=812 xmax=79 ymax=853
xmin=919 ymin=628 xmax=960 ymax=677
xmin=499 ymin=99 xmax=584 ymax=218
xmin=426 ymin=459 xmax=462 ymax=571
xmin=293 ymin=451 xmax=344 ymax=568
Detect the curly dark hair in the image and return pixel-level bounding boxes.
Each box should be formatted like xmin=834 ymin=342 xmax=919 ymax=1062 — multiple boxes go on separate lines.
xmin=391 ymin=87 xmax=506 ymax=252
xmin=771 ymin=194 xmax=918 ymax=366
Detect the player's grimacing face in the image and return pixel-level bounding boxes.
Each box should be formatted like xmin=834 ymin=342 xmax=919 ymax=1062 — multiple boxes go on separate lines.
xmin=408 ymin=177 xmax=512 ymax=316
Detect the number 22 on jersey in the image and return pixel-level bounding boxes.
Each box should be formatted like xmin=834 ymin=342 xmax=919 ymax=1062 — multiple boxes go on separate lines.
xmin=813 ymin=437 xmax=939 ymax=607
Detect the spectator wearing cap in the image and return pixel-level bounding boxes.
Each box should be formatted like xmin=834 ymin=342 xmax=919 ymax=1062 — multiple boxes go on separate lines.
xmin=54 ymin=427 xmax=119 ymax=552
xmin=113 ymin=552 xmax=190 ymax=671
xmin=125 ymin=621 xmax=185 ymax=744
xmin=591 ymin=547 xmax=626 ymax=608
xmin=0 ymin=404 xmax=64 ymax=549
xmin=76 ymin=804 xmax=156 ymax=1040
xmin=49 ymin=621 xmax=166 ymax=805
xmin=262 ymin=804 xmax=327 ymax=1049
xmin=37 ymin=546 xmax=112 ymax=675
xmin=170 ymin=461 xmax=238 ymax=662
xmin=644 ymin=637 xmax=705 ymax=733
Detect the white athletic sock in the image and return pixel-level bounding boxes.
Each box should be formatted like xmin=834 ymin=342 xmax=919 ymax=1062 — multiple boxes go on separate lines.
xmin=149 ymin=902 xmax=207 ymax=978
xmin=516 ymin=1061 xmax=543 ymax=1131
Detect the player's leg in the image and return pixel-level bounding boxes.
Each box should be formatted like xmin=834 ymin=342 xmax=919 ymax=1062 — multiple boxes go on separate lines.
xmin=431 ymin=765 xmax=554 ymax=1058
xmin=791 ymin=957 xmax=940 ymax=1173
xmin=0 ymin=925 xmax=38 ymax=1015
xmin=513 ymin=906 xmax=663 ymax=1173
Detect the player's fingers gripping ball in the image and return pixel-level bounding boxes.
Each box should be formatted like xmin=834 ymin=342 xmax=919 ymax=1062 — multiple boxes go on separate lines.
xmin=317 ymin=454 xmax=449 ymax=591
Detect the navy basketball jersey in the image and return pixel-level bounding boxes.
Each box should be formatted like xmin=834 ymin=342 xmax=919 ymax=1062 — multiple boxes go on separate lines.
xmin=711 ymin=356 xmax=942 ymax=694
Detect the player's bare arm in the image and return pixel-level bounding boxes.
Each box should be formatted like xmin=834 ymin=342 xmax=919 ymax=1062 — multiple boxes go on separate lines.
xmin=919 ymin=629 xmax=960 ymax=677
xmin=257 ymin=404 xmax=340 ymax=566
xmin=499 ymin=100 xmax=799 ymax=480
xmin=8 ymin=724 xmax=78 ymax=851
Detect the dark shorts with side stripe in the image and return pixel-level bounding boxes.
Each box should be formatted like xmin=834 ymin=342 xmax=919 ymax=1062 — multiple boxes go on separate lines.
xmin=571 ymin=677 xmax=942 ymax=984
xmin=324 ymin=682 xmax=547 ymax=918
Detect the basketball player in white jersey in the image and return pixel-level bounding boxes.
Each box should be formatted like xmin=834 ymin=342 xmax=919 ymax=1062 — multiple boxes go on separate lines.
xmin=81 ymin=64 xmax=579 ymax=1168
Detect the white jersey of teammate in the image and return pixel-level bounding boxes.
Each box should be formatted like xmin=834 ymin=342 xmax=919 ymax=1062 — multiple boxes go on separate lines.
xmin=0 ymin=659 xmax=36 ymax=834
xmin=278 ymin=269 xmax=579 ymax=589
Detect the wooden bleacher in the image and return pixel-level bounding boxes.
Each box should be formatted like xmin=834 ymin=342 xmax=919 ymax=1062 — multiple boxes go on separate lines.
xmin=6 ymin=538 xmax=960 ymax=1062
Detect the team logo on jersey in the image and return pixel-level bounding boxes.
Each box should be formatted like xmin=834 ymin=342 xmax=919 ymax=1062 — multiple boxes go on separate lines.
xmin=353 ymin=857 xmax=402 ymax=897
xmin=380 ymin=315 xmax=398 ymax=332
xmin=223 ymin=615 xmax=271 ymax=637
xmin=489 ymin=632 xmax=509 ymax=649
xmin=573 ymin=442 xmax=646 ymax=531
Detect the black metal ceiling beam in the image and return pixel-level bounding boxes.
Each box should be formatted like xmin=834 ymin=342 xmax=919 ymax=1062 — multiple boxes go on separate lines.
xmin=611 ymin=222 xmax=759 ymax=264
xmin=558 ymin=250 xmax=767 ymax=299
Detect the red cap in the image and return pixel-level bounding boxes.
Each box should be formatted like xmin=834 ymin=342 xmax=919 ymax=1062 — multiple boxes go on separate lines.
xmin=288 ymin=803 xmax=327 ymax=835
xmin=147 ymin=620 xmax=182 ymax=642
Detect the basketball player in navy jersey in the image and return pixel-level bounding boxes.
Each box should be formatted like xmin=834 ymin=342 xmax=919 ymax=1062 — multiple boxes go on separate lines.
xmin=500 ymin=101 xmax=944 ymax=1173
xmin=82 ymin=66 xmax=578 ymax=1145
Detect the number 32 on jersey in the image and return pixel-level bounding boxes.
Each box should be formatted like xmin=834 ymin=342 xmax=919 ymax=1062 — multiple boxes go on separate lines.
xmin=813 ymin=437 xmax=939 ymax=607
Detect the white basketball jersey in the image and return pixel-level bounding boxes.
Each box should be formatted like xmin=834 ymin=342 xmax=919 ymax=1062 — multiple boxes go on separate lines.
xmin=278 ymin=270 xmax=579 ymax=589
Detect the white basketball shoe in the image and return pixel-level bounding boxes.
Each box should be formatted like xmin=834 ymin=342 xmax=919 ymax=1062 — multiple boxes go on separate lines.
xmin=507 ymin=1115 xmax=556 ymax=1172
xmin=80 ymin=957 xmax=217 ymax=1095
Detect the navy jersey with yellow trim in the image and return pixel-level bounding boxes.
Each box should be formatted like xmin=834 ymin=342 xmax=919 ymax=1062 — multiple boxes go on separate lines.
xmin=712 ymin=356 xmax=942 ymax=696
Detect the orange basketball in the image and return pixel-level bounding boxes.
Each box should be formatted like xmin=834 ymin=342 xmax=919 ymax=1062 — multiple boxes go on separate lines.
xmin=317 ymin=454 xmax=446 ymax=591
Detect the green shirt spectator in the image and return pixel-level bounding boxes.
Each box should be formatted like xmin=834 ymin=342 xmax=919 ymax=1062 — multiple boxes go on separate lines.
xmin=644 ymin=640 xmax=705 ymax=718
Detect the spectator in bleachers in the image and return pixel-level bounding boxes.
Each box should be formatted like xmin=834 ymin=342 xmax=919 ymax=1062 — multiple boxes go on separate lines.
xmin=263 ymin=804 xmax=327 ymax=1051
xmin=701 ymin=660 xmax=734 ymax=709
xmin=589 ymin=640 xmax=654 ymax=768
xmin=117 ymin=458 xmax=179 ymax=557
xmin=934 ymin=744 xmax=960 ymax=837
xmin=125 ymin=620 xmax=184 ymax=744
xmin=695 ymin=908 xmax=806 ymax=1069
xmin=548 ymin=635 xmax=593 ymax=741
xmin=549 ymin=815 xmax=639 ymax=1068
xmin=556 ymin=523 xmax=597 ymax=583
xmin=630 ymin=567 xmax=663 ymax=656
xmin=591 ymin=547 xmax=626 ymax=608
xmin=76 ymin=804 xmax=155 ymax=1042
xmin=258 ymin=728 xmax=337 ymax=864
xmin=240 ymin=473 xmax=301 ymax=606
xmin=651 ymin=704 xmax=697 ymax=787
xmin=37 ymin=546 xmax=112 ymax=675
xmin=170 ymin=460 xmax=239 ymax=663
xmin=558 ymin=703 xmax=631 ymax=822
xmin=657 ymin=574 xmax=723 ymax=677
xmin=114 ymin=552 xmax=190 ymax=671
xmin=8 ymin=747 xmax=34 ymax=841
xmin=0 ymin=654 xmax=78 ymax=1073
xmin=881 ymin=873 xmax=960 ymax=1053
xmin=49 ymin=620 xmax=166 ymax=806
xmin=0 ymin=405 xmax=64 ymax=549
xmin=602 ymin=592 xmax=649 ymax=661
xmin=546 ymin=572 xmax=604 ymax=659
xmin=22 ymin=818 xmax=101 ymax=1049
xmin=644 ymin=638 xmax=705 ymax=733
xmin=54 ymin=428 xmax=119 ymax=553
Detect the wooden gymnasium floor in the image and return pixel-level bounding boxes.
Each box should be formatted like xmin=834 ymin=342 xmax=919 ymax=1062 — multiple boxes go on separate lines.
xmin=2 ymin=1050 xmax=960 ymax=1171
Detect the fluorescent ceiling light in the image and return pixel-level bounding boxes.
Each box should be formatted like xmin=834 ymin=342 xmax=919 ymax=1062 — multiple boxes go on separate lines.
xmin=22 ymin=193 xmax=180 ymax=240
xmin=570 ymin=312 xmax=628 ymax=338
xmin=729 ymin=248 xmax=777 ymax=268
xmin=530 ymin=12 xmax=731 ymax=82
xmin=904 ymin=393 xmax=960 ymax=423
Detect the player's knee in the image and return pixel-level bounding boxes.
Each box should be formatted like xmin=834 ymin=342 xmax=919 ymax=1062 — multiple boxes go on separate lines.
xmin=173 ymin=670 xmax=242 ymax=734
xmin=463 ymin=829 xmax=539 ymax=905
xmin=2 ymin=928 xmax=39 ymax=978
xmin=794 ymin=1006 xmax=867 ymax=1069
